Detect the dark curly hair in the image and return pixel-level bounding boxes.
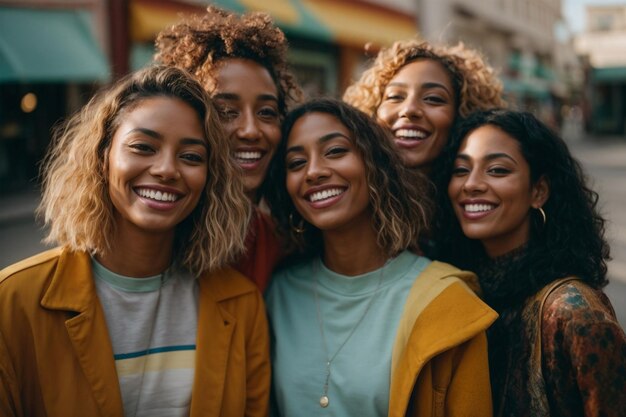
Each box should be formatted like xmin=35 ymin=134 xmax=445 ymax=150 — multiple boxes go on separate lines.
xmin=433 ymin=109 xmax=610 ymax=305
xmin=154 ymin=5 xmax=302 ymax=118
xmin=264 ymin=98 xmax=433 ymax=258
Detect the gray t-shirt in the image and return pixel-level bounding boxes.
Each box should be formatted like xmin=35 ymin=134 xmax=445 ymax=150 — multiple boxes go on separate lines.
xmin=92 ymin=258 xmax=198 ymax=417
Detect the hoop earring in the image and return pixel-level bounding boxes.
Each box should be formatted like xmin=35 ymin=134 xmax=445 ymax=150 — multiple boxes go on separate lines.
xmin=289 ymin=213 xmax=306 ymax=234
xmin=537 ymin=207 xmax=547 ymax=226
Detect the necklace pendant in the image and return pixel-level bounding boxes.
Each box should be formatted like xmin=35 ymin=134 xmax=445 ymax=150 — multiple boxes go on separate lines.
xmin=320 ymin=395 xmax=329 ymax=408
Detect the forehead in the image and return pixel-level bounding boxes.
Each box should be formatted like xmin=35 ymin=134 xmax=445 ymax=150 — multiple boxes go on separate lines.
xmin=459 ymin=124 xmax=523 ymax=158
xmin=288 ymin=112 xmax=350 ymax=145
xmin=388 ymin=58 xmax=454 ymax=89
xmin=214 ymin=58 xmax=277 ymax=94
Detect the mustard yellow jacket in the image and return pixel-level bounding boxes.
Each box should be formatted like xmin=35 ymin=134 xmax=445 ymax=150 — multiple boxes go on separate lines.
xmin=389 ymin=261 xmax=498 ymax=417
xmin=0 ymin=248 xmax=270 ymax=417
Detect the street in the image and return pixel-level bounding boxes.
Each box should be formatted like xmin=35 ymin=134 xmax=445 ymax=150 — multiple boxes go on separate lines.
xmin=0 ymin=130 xmax=625 ymax=328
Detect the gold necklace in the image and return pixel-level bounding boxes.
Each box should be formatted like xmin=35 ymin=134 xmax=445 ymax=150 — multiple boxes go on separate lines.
xmin=313 ymin=258 xmax=387 ymax=408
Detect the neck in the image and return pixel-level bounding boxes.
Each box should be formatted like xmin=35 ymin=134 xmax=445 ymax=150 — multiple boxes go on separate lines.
xmin=321 ymin=225 xmax=387 ymax=276
xmin=96 ymin=228 xmax=175 ymax=278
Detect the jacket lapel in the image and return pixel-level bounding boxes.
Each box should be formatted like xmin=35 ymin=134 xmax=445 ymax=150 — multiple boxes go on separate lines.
xmin=190 ymin=269 xmax=238 ymax=417
xmin=41 ymin=249 xmax=124 ymax=417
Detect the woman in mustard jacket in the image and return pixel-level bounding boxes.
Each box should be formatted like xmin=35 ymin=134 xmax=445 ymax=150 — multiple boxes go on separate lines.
xmin=0 ymin=66 xmax=269 ymax=417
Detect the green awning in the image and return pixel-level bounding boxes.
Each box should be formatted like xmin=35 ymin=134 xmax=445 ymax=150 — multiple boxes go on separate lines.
xmin=503 ymin=78 xmax=551 ymax=99
xmin=0 ymin=7 xmax=110 ymax=83
xmin=592 ymin=67 xmax=626 ymax=83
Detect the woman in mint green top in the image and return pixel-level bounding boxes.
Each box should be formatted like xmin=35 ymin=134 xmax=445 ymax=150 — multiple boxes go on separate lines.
xmin=264 ymin=98 xmax=497 ymax=417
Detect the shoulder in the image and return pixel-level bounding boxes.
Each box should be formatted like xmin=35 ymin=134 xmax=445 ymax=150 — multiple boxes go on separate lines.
xmin=542 ymin=280 xmax=617 ymax=324
xmin=199 ymin=266 xmax=261 ymax=302
xmin=541 ymin=280 xmax=624 ymax=350
xmin=418 ymin=260 xmax=483 ymax=296
xmin=0 ymin=248 xmax=66 ymax=294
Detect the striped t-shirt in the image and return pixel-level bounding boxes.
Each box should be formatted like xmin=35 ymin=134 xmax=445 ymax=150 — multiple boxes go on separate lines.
xmin=92 ymin=259 xmax=198 ymax=417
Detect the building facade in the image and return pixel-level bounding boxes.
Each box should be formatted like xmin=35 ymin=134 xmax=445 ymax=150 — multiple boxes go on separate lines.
xmin=417 ymin=0 xmax=569 ymax=127
xmin=575 ymin=5 xmax=626 ymax=135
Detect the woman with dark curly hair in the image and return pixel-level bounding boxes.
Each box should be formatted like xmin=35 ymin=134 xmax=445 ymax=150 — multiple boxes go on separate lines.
xmin=264 ymin=98 xmax=497 ymax=417
xmin=435 ymin=109 xmax=626 ymax=417
xmin=0 ymin=66 xmax=269 ymax=417
xmin=155 ymin=5 xmax=303 ymax=290
xmin=344 ymin=39 xmax=504 ymax=173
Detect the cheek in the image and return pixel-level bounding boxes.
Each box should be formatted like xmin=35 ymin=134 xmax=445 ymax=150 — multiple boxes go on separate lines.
xmin=285 ymin=173 xmax=299 ymax=200
xmin=264 ymin=125 xmax=282 ymax=148
xmin=376 ymin=105 xmax=394 ymax=125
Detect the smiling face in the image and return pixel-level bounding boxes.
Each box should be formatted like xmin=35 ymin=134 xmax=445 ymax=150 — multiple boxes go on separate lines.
xmin=213 ymin=58 xmax=281 ymax=200
xmin=448 ymin=124 xmax=548 ymax=257
xmin=376 ymin=58 xmax=456 ymax=171
xmin=107 ymin=96 xmax=208 ymax=241
xmin=285 ymin=112 xmax=371 ymax=234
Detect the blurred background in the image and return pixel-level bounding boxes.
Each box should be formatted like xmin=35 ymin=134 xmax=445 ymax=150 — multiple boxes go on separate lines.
xmin=0 ymin=0 xmax=625 ymax=324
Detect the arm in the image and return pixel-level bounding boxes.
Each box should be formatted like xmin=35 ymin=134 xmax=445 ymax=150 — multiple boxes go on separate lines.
xmin=542 ymin=283 xmax=626 ymax=417
xmin=0 ymin=329 xmax=21 ymax=417
xmin=445 ymin=331 xmax=494 ymax=417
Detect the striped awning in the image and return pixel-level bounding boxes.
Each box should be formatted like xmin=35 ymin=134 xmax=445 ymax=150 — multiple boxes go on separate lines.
xmin=131 ymin=0 xmax=417 ymax=48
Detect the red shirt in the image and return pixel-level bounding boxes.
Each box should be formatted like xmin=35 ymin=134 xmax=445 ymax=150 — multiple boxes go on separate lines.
xmin=233 ymin=208 xmax=284 ymax=292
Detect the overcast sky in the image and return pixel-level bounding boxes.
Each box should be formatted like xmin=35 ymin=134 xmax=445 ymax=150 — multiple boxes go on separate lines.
xmin=563 ymin=0 xmax=626 ymax=33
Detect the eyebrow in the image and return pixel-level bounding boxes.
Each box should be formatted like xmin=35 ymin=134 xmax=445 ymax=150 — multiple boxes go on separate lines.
xmin=455 ymin=152 xmax=517 ymax=164
xmin=127 ymin=128 xmax=207 ymax=147
xmin=386 ymin=81 xmax=452 ymax=95
xmin=213 ymin=92 xmax=279 ymax=103
xmin=286 ymin=131 xmax=351 ymax=155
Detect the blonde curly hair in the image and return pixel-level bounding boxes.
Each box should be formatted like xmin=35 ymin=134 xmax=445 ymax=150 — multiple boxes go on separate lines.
xmin=38 ymin=66 xmax=250 ymax=275
xmin=154 ymin=5 xmax=302 ymax=117
xmin=343 ymin=39 xmax=505 ymax=118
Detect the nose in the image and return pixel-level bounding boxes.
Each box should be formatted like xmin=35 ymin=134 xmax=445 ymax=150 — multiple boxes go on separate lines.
xmin=150 ymin=152 xmax=181 ymax=181
xmin=237 ymin=109 xmax=262 ymax=142
xmin=305 ymin=155 xmax=330 ymax=184
xmin=399 ymin=96 xmax=423 ymax=119
xmin=461 ymin=170 xmax=487 ymax=194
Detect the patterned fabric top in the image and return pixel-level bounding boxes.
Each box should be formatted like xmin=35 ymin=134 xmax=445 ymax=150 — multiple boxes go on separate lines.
xmin=481 ymin=256 xmax=626 ymax=417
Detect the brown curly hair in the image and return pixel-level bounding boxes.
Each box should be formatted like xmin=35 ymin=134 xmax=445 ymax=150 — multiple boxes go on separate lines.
xmin=154 ymin=5 xmax=302 ymax=117
xmin=343 ymin=39 xmax=505 ymax=118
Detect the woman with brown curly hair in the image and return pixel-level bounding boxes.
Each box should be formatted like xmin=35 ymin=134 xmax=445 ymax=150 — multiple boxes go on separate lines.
xmin=264 ymin=98 xmax=497 ymax=417
xmin=344 ymin=39 xmax=505 ymax=173
xmin=155 ymin=6 xmax=303 ymax=291
xmin=0 ymin=66 xmax=269 ymax=417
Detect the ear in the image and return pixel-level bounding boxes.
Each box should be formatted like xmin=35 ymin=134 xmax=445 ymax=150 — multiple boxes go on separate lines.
xmin=531 ymin=175 xmax=550 ymax=208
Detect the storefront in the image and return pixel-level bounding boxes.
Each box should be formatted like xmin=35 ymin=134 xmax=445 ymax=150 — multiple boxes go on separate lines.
xmin=0 ymin=6 xmax=110 ymax=194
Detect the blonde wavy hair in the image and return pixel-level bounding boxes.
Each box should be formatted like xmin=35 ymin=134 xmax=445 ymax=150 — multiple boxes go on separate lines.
xmin=38 ymin=65 xmax=251 ymax=275
xmin=343 ymin=39 xmax=505 ymax=118
xmin=154 ymin=5 xmax=302 ymax=118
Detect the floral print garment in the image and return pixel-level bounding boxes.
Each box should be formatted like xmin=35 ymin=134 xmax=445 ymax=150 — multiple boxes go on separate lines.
xmin=489 ymin=280 xmax=626 ymax=417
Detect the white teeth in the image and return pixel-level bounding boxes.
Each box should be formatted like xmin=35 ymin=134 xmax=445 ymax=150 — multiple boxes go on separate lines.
xmin=137 ymin=188 xmax=178 ymax=202
xmin=309 ymin=188 xmax=344 ymax=202
xmin=395 ymin=129 xmax=427 ymax=139
xmin=464 ymin=203 xmax=495 ymax=213
xmin=235 ymin=151 xmax=262 ymax=161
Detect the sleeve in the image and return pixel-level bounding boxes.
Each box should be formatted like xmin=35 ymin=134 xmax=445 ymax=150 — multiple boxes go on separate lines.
xmin=0 ymin=328 xmax=21 ymax=417
xmin=445 ymin=331 xmax=494 ymax=417
xmin=542 ymin=284 xmax=626 ymax=417
xmin=244 ymin=290 xmax=271 ymax=417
